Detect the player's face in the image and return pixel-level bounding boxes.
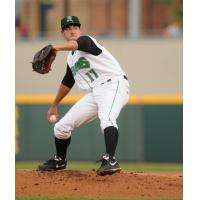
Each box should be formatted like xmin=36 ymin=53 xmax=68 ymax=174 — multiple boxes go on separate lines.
xmin=62 ymin=25 xmax=81 ymax=41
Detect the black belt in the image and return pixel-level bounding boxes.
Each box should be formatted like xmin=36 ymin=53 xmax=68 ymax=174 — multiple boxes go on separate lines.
xmin=123 ymin=75 xmax=128 ymax=80
xmin=101 ymin=79 xmax=111 ymax=85
xmin=101 ymin=75 xmax=128 ymax=85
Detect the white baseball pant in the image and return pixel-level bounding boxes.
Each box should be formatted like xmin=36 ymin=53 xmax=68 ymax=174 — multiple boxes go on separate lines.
xmin=54 ymin=77 xmax=130 ymax=139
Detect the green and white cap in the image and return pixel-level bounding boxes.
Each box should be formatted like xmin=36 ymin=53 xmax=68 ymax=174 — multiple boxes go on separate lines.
xmin=61 ymin=16 xmax=81 ymax=30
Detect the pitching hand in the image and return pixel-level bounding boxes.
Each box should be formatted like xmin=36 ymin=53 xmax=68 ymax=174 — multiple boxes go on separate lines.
xmin=47 ymin=106 xmax=59 ymax=122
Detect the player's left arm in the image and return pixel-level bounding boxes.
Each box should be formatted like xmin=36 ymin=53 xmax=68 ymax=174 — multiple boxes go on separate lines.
xmin=52 ymin=40 xmax=78 ymax=51
xmin=52 ymin=36 xmax=102 ymax=55
xmin=77 ymin=36 xmax=102 ymax=55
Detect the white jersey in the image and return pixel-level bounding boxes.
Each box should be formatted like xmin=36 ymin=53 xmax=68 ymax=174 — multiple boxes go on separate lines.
xmin=67 ymin=35 xmax=126 ymax=91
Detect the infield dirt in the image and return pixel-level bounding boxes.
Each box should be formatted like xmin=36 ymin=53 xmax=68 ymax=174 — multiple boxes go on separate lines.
xmin=16 ymin=170 xmax=182 ymax=198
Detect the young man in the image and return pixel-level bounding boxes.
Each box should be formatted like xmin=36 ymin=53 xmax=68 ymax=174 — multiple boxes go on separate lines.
xmin=38 ymin=16 xmax=130 ymax=175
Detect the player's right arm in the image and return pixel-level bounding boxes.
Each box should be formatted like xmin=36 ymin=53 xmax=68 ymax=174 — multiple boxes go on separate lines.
xmin=47 ymin=65 xmax=75 ymax=121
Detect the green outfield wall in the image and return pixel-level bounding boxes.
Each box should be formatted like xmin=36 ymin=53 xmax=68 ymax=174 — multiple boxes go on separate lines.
xmin=15 ymin=96 xmax=183 ymax=162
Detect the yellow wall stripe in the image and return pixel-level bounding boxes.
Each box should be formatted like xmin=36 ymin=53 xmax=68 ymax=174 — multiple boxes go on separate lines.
xmin=15 ymin=95 xmax=183 ymax=105
xmin=129 ymin=96 xmax=183 ymax=104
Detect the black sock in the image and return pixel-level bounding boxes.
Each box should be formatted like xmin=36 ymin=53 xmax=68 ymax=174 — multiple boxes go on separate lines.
xmin=55 ymin=137 xmax=71 ymax=160
xmin=104 ymin=126 xmax=119 ymax=158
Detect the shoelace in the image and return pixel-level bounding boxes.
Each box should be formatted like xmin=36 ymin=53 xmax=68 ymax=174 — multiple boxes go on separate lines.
xmin=45 ymin=155 xmax=62 ymax=163
xmin=96 ymin=157 xmax=109 ymax=167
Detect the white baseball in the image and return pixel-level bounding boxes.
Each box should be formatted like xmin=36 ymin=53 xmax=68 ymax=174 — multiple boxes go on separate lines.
xmin=49 ymin=115 xmax=57 ymax=123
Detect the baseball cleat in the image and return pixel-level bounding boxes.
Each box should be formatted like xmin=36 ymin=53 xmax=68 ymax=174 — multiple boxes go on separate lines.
xmin=37 ymin=155 xmax=67 ymax=171
xmin=96 ymin=154 xmax=121 ymax=176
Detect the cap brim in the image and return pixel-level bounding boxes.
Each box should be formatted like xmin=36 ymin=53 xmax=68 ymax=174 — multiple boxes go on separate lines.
xmin=62 ymin=23 xmax=81 ymax=30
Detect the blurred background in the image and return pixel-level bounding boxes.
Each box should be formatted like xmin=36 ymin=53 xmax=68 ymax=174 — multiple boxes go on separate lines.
xmin=15 ymin=0 xmax=183 ymax=163
xmin=15 ymin=0 xmax=182 ymax=39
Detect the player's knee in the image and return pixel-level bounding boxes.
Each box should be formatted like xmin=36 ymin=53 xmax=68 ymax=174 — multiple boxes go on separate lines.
xmin=100 ymin=118 xmax=118 ymax=131
xmin=54 ymin=122 xmax=71 ymax=139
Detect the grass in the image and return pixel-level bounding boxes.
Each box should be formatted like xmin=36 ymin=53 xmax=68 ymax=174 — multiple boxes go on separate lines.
xmin=16 ymin=197 xmax=182 ymax=200
xmin=15 ymin=161 xmax=182 ymax=172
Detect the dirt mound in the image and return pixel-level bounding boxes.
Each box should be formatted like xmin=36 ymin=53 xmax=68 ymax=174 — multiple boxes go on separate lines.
xmin=16 ymin=170 xmax=182 ymax=198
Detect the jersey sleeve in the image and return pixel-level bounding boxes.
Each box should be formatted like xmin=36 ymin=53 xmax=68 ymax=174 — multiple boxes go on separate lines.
xmin=61 ymin=65 xmax=75 ymax=88
xmin=77 ymin=35 xmax=102 ymax=56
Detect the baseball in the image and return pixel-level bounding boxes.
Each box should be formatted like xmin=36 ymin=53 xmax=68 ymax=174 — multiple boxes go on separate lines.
xmin=49 ymin=115 xmax=57 ymax=123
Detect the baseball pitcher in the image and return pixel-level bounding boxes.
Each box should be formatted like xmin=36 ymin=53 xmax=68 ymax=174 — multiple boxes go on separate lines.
xmin=37 ymin=16 xmax=130 ymax=176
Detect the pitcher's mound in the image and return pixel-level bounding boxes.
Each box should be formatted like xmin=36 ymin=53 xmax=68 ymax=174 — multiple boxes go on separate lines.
xmin=16 ymin=170 xmax=182 ymax=198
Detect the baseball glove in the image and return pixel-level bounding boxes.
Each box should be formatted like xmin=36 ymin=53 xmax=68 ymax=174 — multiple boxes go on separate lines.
xmin=32 ymin=44 xmax=56 ymax=74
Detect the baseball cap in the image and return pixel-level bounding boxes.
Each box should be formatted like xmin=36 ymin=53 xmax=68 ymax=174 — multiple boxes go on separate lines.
xmin=61 ymin=16 xmax=81 ymax=30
